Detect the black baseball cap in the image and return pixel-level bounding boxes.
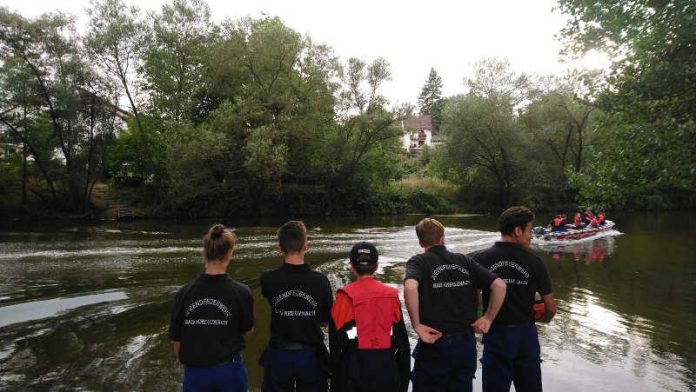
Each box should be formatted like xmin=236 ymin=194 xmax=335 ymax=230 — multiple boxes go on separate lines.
xmin=349 ymin=241 xmax=378 ymax=266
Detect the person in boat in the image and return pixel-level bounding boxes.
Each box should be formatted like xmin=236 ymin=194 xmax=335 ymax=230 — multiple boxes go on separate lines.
xmin=473 ymin=206 xmax=557 ymax=392
xmin=584 ymin=209 xmax=595 ymax=225
xmin=169 ymin=223 xmax=254 ymax=392
xmin=404 ymin=218 xmax=506 ymax=392
xmin=549 ymin=215 xmax=567 ymax=232
xmin=329 ymin=241 xmax=410 ymax=392
xmin=597 ymin=213 xmax=607 ymax=226
xmin=590 ymin=217 xmax=600 ymax=227
xmin=259 ymin=221 xmax=333 ymax=392
xmin=573 ymin=213 xmax=586 ymax=229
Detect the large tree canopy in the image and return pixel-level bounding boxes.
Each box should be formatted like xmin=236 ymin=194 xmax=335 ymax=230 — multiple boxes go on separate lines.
xmin=557 ymin=0 xmax=696 ymax=209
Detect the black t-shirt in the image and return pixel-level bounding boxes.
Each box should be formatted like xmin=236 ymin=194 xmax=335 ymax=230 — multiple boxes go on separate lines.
xmin=169 ymin=273 xmax=254 ymax=367
xmin=404 ymin=245 xmax=498 ymax=333
xmin=473 ymin=242 xmax=553 ymax=325
xmin=260 ymin=262 xmax=333 ymax=347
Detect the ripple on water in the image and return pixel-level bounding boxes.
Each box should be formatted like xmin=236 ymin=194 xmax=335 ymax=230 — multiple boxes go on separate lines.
xmin=0 ymin=291 xmax=129 ymax=328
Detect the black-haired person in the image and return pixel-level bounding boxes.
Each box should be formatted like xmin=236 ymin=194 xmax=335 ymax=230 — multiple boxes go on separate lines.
xmin=169 ymin=224 xmax=254 ymax=392
xmin=473 ymin=206 xmax=557 ymax=392
xmin=259 ymin=220 xmax=333 ymax=392
xmin=329 ymin=242 xmax=410 ymax=392
xmin=404 ymin=218 xmax=506 ymax=392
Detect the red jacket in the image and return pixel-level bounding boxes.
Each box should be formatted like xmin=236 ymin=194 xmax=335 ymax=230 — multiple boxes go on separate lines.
xmin=329 ymin=277 xmax=410 ymax=392
xmin=333 ymin=277 xmax=400 ymax=349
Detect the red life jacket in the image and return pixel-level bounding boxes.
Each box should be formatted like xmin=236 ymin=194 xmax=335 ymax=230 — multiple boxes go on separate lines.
xmin=339 ymin=277 xmax=400 ymax=350
xmin=573 ymin=214 xmax=582 ymax=226
xmin=553 ymin=217 xmax=564 ymax=227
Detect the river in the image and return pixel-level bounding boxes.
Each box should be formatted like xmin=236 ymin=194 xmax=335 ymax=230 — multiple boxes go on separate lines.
xmin=0 ymin=212 xmax=694 ymax=391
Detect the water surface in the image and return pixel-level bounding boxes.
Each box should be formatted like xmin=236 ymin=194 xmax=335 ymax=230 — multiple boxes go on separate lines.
xmin=0 ymin=212 xmax=694 ymax=391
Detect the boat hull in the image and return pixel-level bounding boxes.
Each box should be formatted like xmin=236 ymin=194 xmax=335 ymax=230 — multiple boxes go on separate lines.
xmin=535 ymin=221 xmax=615 ymax=241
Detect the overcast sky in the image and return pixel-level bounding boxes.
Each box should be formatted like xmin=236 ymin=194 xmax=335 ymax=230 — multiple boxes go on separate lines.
xmin=3 ymin=0 xmax=608 ymax=106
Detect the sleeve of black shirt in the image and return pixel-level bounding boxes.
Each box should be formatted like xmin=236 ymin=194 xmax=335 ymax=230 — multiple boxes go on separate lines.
xmin=536 ymin=258 xmax=553 ymax=296
xmin=168 ymin=287 xmax=184 ymax=341
xmin=241 ymin=284 xmax=254 ymax=332
xmin=259 ymin=270 xmax=268 ymax=299
xmin=394 ymin=309 xmax=411 ymax=392
xmin=328 ymin=316 xmax=341 ymax=392
xmin=321 ymin=275 xmax=334 ymax=323
xmin=471 ymin=250 xmax=489 ymax=269
xmin=404 ymin=256 xmax=422 ymax=282
xmin=467 ymin=255 xmax=498 ymax=289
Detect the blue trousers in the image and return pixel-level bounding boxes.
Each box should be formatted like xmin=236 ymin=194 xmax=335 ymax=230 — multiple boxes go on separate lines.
xmin=259 ymin=347 xmax=327 ymax=392
xmin=183 ymin=354 xmax=248 ymax=392
xmin=481 ymin=324 xmax=542 ymax=392
xmin=411 ymin=332 xmax=476 ymax=392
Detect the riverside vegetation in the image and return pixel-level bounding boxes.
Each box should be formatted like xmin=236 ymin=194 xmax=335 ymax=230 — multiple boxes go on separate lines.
xmin=1 ymin=0 xmax=694 ymax=218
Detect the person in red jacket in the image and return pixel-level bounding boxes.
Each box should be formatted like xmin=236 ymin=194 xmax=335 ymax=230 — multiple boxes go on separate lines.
xmin=550 ymin=215 xmax=567 ymax=231
xmin=329 ymin=242 xmax=410 ymax=392
xmin=597 ymin=213 xmax=606 ymax=226
xmin=584 ymin=209 xmax=595 ymax=225
xmin=573 ymin=213 xmax=585 ymax=229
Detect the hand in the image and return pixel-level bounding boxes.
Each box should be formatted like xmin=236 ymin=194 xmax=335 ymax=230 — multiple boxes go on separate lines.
xmin=471 ymin=316 xmax=492 ymax=334
xmin=414 ymin=324 xmax=442 ymax=343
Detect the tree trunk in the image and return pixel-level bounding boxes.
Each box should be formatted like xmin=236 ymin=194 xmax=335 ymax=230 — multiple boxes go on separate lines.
xmin=21 ymin=105 xmax=28 ymax=205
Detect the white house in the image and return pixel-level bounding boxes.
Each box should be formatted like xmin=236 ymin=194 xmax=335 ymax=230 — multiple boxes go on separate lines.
xmin=398 ymin=114 xmax=439 ymax=153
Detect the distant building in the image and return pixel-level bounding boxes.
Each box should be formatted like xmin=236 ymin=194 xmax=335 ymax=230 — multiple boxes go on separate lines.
xmin=398 ymin=114 xmax=440 ymax=153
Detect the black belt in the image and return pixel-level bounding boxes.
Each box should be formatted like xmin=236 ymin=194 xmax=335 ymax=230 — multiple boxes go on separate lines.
xmin=442 ymin=331 xmax=473 ymax=343
xmin=493 ymin=323 xmax=535 ymax=328
xmin=269 ymin=341 xmax=311 ymax=350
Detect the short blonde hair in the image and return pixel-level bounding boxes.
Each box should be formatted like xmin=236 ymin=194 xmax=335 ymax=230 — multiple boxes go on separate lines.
xmin=415 ymin=218 xmax=444 ymax=246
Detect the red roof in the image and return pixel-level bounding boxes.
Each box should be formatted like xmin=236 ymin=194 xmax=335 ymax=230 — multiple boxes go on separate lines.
xmin=400 ymin=115 xmax=436 ymax=134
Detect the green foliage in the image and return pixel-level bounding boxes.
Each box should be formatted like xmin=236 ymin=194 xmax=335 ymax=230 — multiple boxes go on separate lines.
xmin=392 ymin=177 xmax=459 ymax=214
xmin=557 ymin=0 xmax=696 ymax=209
xmin=243 ymin=126 xmax=288 ymax=195
xmin=143 ymin=0 xmax=214 ymax=123
xmin=418 ymin=67 xmax=444 ymax=128
xmin=436 ymin=58 xmax=527 ymax=208
xmin=105 ymin=116 xmax=163 ymax=186
xmin=0 ymin=7 xmax=119 ymax=213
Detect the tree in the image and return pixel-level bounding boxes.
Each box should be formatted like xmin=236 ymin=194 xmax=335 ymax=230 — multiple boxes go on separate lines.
xmin=334 ymin=58 xmax=401 ymax=179
xmin=143 ymin=0 xmax=214 ymax=124
xmin=418 ymin=67 xmax=444 ymax=127
xmin=0 ymin=8 xmax=117 ymax=212
xmin=521 ymin=72 xmax=603 ymax=175
xmin=557 ymin=0 xmax=696 ymax=209
xmin=313 ymin=57 xmax=403 ymax=212
xmin=435 ymin=58 xmax=533 ymax=208
xmin=85 ymin=0 xmax=153 ymax=179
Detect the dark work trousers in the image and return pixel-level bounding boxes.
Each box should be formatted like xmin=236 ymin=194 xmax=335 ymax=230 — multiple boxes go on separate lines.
xmin=259 ymin=346 xmax=327 ymax=392
xmin=334 ymin=349 xmax=401 ymax=392
xmin=182 ymin=353 xmax=248 ymax=392
xmin=411 ymin=331 xmax=476 ymax=392
xmin=481 ymin=324 xmax=542 ymax=392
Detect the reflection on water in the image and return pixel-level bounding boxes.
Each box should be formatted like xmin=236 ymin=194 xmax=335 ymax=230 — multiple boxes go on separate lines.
xmin=0 ymin=215 xmax=694 ymax=391
xmin=0 ymin=291 xmax=128 ymax=328
xmin=542 ymin=288 xmax=692 ymax=392
xmin=534 ymin=235 xmax=618 ymax=264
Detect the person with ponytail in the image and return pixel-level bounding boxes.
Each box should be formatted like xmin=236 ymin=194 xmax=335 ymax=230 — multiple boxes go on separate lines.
xmin=169 ymin=224 xmax=254 ymax=392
